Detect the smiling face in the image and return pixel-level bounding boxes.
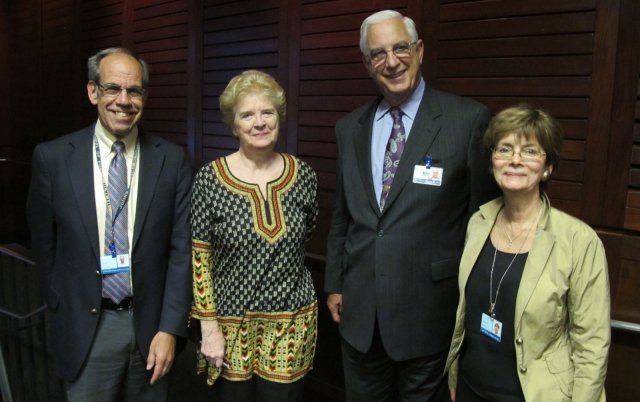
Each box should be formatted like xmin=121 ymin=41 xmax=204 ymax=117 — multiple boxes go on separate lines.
xmin=87 ymin=52 xmax=145 ymax=137
xmin=364 ymin=17 xmax=424 ymax=107
xmin=492 ymin=132 xmax=552 ymax=196
xmin=232 ymin=92 xmax=279 ymax=152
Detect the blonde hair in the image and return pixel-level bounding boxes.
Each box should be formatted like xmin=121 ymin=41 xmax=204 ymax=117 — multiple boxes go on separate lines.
xmin=219 ymin=70 xmax=286 ymax=127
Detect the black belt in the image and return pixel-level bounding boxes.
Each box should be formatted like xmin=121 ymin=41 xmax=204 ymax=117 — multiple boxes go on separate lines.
xmin=101 ymin=297 xmax=133 ymax=310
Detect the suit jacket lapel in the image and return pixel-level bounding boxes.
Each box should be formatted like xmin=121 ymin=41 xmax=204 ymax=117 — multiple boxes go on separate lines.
xmin=133 ymin=131 xmax=163 ymax=250
xmin=354 ymin=100 xmax=382 ymax=214
xmin=383 ymin=86 xmax=442 ymax=211
xmin=66 ymin=127 xmax=100 ymax=260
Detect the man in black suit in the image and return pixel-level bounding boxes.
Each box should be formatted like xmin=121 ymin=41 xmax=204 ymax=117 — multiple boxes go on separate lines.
xmin=324 ymin=10 xmax=498 ymax=401
xmin=27 ymin=47 xmax=192 ymax=402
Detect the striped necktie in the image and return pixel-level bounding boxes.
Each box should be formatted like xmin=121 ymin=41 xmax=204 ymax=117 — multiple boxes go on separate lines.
xmin=102 ymin=140 xmax=131 ymax=303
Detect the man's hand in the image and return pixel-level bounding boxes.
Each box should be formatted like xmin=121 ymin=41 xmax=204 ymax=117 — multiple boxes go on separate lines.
xmin=146 ymin=331 xmax=176 ymax=384
xmin=327 ymin=293 xmax=343 ymax=323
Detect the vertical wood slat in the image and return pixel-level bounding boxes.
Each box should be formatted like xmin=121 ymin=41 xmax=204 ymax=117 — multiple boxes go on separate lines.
xmin=188 ymin=0 xmax=204 ymax=170
xmin=280 ymin=0 xmax=301 ymax=155
xmin=604 ymin=0 xmax=640 ymax=229
xmin=581 ymin=0 xmax=621 ymax=224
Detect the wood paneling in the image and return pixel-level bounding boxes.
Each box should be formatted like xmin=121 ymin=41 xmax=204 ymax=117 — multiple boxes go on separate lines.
xmin=431 ymin=1 xmax=598 ymax=222
xmin=130 ymin=1 xmax=189 ymax=145
xmin=199 ymin=0 xmax=281 ymax=164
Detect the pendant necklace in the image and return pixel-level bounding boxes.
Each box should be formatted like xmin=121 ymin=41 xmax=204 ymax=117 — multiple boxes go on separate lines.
xmin=489 ymin=204 xmax=543 ymax=317
xmin=500 ymin=211 xmax=530 ymax=249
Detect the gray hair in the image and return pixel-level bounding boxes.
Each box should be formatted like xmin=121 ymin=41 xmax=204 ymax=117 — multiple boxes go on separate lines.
xmin=359 ymin=10 xmax=419 ymax=55
xmin=87 ymin=47 xmax=149 ymax=88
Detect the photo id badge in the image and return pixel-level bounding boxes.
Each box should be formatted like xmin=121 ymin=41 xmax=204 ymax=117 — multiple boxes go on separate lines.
xmin=100 ymin=253 xmax=130 ymax=275
xmin=413 ymin=165 xmax=443 ymax=186
xmin=480 ymin=313 xmax=503 ymax=343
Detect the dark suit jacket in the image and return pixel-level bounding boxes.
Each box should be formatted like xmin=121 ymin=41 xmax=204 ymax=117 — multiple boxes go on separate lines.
xmin=324 ymin=85 xmax=498 ymax=361
xmin=27 ymin=124 xmax=192 ymax=382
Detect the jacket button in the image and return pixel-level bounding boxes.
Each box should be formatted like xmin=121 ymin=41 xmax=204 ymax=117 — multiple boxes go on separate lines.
xmin=516 ymin=338 xmax=523 ymax=344
xmin=520 ymin=366 xmax=527 ymax=373
xmin=90 ymin=308 xmax=98 ymax=314
xmin=95 ymin=270 xmax=101 ymax=277
xmin=377 ymin=230 xmax=384 ymax=237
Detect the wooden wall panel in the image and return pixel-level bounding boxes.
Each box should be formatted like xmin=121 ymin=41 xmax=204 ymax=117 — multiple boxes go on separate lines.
xmin=625 ymin=80 xmax=640 ymax=229
xmin=41 ymin=0 xmax=77 ymax=142
xmin=131 ymin=0 xmax=190 ymax=146
xmin=431 ymin=1 xmax=598 ymax=220
xmin=199 ymin=0 xmax=280 ymax=163
xmin=77 ymin=0 xmax=123 ymax=128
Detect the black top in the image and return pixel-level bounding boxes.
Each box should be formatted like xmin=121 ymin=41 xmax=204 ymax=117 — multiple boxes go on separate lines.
xmin=459 ymin=239 xmax=527 ymax=402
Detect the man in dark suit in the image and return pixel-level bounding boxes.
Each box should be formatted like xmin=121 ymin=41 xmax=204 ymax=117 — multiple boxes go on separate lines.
xmin=324 ymin=10 xmax=498 ymax=401
xmin=27 ymin=47 xmax=192 ymax=402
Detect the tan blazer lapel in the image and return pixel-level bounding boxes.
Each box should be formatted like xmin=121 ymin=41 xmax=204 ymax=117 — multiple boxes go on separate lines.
xmin=460 ymin=212 xmax=493 ymax=284
xmin=514 ymin=208 xmax=556 ymax=331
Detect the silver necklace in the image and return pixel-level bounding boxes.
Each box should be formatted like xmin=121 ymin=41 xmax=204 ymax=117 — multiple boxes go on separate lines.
xmin=500 ymin=210 xmax=534 ymax=249
xmin=489 ymin=204 xmax=542 ymax=317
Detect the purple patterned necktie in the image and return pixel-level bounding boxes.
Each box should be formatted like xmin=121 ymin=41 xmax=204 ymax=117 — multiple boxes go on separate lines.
xmin=102 ymin=141 xmax=130 ymax=303
xmin=380 ymin=108 xmax=406 ymax=210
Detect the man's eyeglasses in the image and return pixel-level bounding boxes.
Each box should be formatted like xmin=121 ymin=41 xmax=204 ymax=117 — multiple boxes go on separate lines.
xmin=492 ymin=145 xmax=547 ymax=162
xmin=367 ymin=41 xmax=417 ymax=66
xmin=96 ymin=83 xmax=146 ymax=99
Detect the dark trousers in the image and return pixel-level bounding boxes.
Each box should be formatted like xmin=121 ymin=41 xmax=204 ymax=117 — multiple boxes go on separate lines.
xmin=341 ymin=326 xmax=450 ymax=402
xmin=456 ymin=378 xmax=492 ymax=402
xmin=214 ymin=375 xmax=305 ymax=402
xmin=66 ymin=309 xmax=170 ymax=402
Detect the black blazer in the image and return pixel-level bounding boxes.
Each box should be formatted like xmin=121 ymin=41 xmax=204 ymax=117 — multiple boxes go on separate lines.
xmin=27 ymin=124 xmax=192 ymax=382
xmin=324 ymin=85 xmax=498 ymax=360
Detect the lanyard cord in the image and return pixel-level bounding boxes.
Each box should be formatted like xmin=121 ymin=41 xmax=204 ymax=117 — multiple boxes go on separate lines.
xmin=489 ymin=203 xmax=542 ymax=317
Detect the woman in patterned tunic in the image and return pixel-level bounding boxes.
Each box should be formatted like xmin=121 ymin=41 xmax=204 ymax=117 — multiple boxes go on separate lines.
xmin=190 ymin=70 xmax=319 ymax=401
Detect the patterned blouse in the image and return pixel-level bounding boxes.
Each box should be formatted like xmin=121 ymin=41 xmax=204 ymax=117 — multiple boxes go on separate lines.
xmin=190 ymin=153 xmax=319 ymax=385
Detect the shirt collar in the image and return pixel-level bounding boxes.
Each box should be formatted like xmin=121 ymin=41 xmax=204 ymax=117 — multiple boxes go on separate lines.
xmin=375 ymin=77 xmax=425 ymax=122
xmin=94 ymin=119 xmax=138 ymax=156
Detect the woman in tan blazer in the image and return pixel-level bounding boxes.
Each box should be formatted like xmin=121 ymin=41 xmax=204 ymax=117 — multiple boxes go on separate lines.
xmin=445 ymin=104 xmax=610 ymax=402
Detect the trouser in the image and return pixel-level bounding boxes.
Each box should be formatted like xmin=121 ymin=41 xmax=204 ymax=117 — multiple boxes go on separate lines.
xmin=214 ymin=375 xmax=305 ymax=402
xmin=341 ymin=325 xmax=450 ymax=402
xmin=66 ymin=309 xmax=170 ymax=402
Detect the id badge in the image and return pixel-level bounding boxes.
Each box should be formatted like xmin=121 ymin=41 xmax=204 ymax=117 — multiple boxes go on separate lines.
xmin=100 ymin=253 xmax=130 ymax=275
xmin=480 ymin=313 xmax=503 ymax=343
xmin=413 ymin=165 xmax=443 ymax=186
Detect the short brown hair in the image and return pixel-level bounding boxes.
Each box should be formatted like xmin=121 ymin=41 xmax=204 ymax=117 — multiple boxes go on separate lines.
xmin=483 ymin=104 xmax=563 ymax=168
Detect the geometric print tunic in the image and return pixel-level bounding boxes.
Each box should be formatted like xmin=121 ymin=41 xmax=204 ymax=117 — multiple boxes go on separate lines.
xmin=190 ymin=153 xmax=319 ymax=385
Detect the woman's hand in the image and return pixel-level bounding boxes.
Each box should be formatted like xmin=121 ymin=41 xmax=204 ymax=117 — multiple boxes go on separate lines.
xmin=200 ymin=320 xmax=226 ymax=368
